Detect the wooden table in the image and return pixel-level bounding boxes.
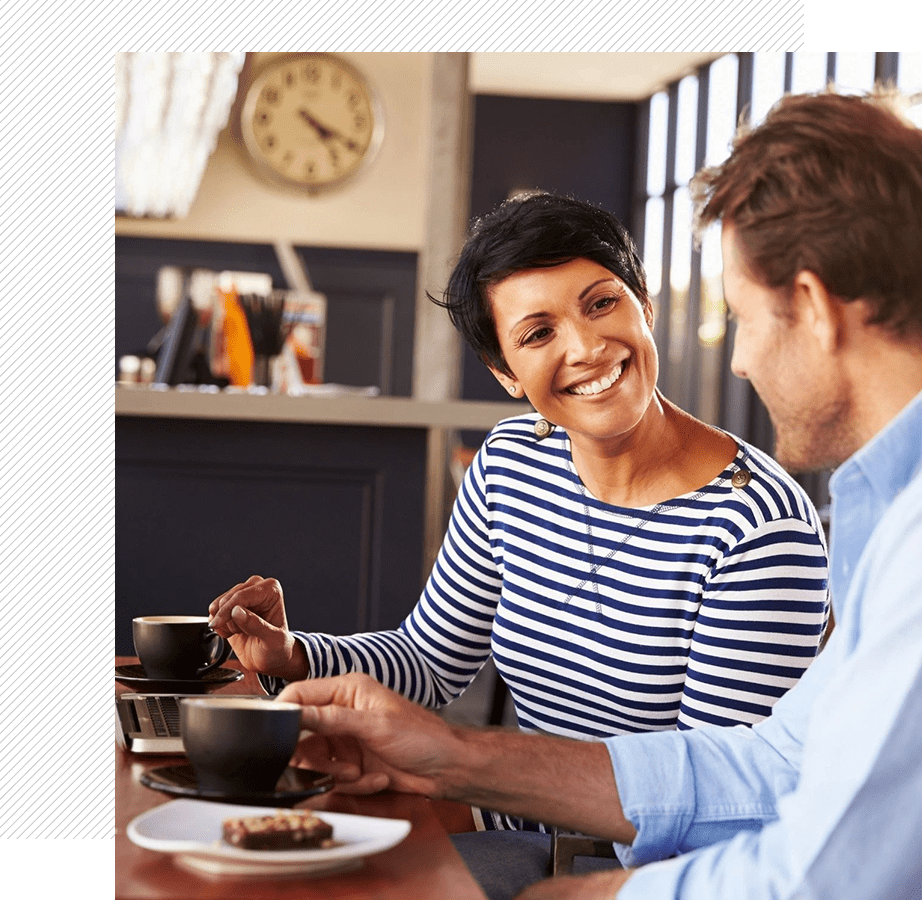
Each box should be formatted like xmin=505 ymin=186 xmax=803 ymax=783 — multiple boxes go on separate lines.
xmin=115 ymin=658 xmax=487 ymax=900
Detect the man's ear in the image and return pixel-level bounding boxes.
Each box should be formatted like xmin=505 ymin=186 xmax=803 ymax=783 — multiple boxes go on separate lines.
xmin=793 ymin=270 xmax=845 ymax=354
xmin=488 ymin=365 xmax=523 ymax=399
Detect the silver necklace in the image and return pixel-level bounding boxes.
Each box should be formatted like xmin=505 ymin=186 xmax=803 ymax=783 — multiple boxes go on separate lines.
xmin=561 ymin=457 xmax=730 ymax=615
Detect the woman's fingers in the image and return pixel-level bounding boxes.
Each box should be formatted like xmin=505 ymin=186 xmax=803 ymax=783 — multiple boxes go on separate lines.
xmin=208 ymin=576 xmax=286 ymax=636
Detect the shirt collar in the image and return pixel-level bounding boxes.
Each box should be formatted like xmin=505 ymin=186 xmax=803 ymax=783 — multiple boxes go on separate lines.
xmin=830 ymin=388 xmax=922 ymax=506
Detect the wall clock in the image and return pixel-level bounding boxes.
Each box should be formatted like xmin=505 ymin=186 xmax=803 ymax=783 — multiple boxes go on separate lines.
xmin=239 ymin=54 xmax=383 ymax=192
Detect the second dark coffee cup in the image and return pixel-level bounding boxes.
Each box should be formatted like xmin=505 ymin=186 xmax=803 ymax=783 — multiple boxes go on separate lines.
xmin=132 ymin=615 xmax=231 ymax=680
xmin=180 ymin=697 xmax=303 ymax=794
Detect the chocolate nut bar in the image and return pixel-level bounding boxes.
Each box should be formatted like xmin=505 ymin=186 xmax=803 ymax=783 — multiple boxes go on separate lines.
xmin=222 ymin=810 xmax=334 ymax=850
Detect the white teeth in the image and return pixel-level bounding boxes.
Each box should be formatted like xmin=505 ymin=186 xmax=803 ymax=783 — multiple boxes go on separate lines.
xmin=570 ymin=363 xmax=625 ymax=396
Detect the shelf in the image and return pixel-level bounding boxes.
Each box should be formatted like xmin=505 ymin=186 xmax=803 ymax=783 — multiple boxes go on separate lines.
xmin=114 ymin=384 xmax=530 ymax=431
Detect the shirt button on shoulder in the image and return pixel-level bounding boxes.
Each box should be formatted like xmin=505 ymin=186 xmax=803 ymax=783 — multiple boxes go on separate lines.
xmin=534 ymin=419 xmax=554 ymax=439
xmin=731 ymin=468 xmax=752 ymax=488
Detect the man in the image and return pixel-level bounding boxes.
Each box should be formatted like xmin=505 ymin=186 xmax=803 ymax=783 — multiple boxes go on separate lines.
xmin=279 ymin=87 xmax=922 ymax=899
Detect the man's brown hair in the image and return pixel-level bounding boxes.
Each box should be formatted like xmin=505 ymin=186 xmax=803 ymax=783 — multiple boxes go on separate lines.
xmin=692 ymin=86 xmax=922 ymax=339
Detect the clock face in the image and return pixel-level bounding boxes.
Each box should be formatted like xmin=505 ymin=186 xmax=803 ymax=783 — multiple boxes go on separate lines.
xmin=240 ymin=54 xmax=382 ymax=190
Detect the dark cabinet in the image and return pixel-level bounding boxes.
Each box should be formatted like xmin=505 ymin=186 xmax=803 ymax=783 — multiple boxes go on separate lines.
xmin=115 ymin=415 xmax=427 ymax=655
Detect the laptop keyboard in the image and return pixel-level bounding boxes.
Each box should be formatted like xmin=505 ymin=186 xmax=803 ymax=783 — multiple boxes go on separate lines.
xmin=144 ymin=696 xmax=182 ymax=737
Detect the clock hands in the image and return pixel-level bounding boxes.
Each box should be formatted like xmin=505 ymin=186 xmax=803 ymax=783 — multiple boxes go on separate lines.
xmin=298 ymin=108 xmax=360 ymax=152
xmin=298 ymin=108 xmax=332 ymax=139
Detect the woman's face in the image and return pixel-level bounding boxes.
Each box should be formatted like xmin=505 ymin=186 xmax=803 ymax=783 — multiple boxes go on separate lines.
xmin=488 ymin=258 xmax=660 ymax=448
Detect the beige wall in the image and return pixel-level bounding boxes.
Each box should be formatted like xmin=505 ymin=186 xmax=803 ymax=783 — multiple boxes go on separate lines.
xmin=113 ymin=53 xmax=728 ymax=253
xmin=114 ymin=53 xmax=436 ymax=252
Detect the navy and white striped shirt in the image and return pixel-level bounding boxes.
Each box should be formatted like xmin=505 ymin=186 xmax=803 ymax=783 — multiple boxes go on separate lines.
xmin=289 ymin=414 xmax=829 ymax=827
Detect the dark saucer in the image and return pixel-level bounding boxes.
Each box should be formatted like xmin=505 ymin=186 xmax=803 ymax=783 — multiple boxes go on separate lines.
xmin=115 ymin=664 xmax=244 ymax=694
xmin=139 ymin=764 xmax=335 ymax=806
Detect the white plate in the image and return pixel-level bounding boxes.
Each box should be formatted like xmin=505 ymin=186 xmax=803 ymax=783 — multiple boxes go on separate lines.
xmin=127 ymin=799 xmax=411 ymax=877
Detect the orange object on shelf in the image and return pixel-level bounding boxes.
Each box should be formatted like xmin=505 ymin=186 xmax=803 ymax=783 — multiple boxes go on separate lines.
xmin=221 ymin=289 xmax=254 ymax=387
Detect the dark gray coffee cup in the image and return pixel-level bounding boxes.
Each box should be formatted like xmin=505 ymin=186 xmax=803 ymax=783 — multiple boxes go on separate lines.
xmin=132 ymin=615 xmax=231 ymax=680
xmin=180 ymin=697 xmax=303 ymax=794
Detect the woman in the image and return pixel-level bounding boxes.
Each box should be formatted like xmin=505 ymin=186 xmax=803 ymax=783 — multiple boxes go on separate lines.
xmin=209 ymin=193 xmax=829 ymax=834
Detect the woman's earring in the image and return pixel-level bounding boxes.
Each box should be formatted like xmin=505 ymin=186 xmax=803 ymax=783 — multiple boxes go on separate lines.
xmin=508 ymin=385 xmax=518 ymax=396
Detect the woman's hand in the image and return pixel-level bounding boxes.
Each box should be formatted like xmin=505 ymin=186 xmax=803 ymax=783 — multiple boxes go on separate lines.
xmin=207 ymin=576 xmax=308 ymax=681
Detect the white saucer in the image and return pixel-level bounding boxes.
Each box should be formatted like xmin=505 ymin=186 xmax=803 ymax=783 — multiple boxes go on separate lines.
xmin=127 ymin=799 xmax=411 ymax=877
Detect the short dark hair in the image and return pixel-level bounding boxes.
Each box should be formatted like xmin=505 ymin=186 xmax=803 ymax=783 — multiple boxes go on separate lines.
xmin=429 ymin=192 xmax=649 ymax=375
xmin=692 ymin=86 xmax=922 ymax=341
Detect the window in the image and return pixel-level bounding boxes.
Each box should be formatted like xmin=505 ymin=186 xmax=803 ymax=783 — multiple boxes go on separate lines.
xmin=636 ymin=52 xmax=921 ymax=508
xmin=898 ymin=54 xmax=922 ymax=127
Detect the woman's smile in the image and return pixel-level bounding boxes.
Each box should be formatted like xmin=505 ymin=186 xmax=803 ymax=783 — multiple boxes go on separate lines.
xmin=565 ymin=359 xmax=627 ymax=396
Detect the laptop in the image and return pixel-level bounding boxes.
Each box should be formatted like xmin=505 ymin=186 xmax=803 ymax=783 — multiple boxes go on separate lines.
xmin=115 ymin=692 xmax=261 ymax=754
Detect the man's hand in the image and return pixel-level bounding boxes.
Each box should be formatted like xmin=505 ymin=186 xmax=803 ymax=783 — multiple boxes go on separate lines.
xmin=278 ymin=674 xmax=637 ymax=845
xmin=207 ymin=576 xmax=307 ymax=681
xmin=278 ymin=673 xmax=463 ymax=796
xmin=514 ymin=870 xmax=634 ymax=900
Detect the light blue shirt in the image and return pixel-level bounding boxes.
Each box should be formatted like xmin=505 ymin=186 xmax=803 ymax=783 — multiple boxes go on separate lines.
xmin=606 ymin=388 xmax=922 ymax=900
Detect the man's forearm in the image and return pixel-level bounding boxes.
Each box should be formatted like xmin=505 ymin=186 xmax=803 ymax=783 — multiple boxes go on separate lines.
xmin=280 ymin=671 xmax=639 ymax=843
xmin=440 ymin=727 xmax=637 ymax=844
